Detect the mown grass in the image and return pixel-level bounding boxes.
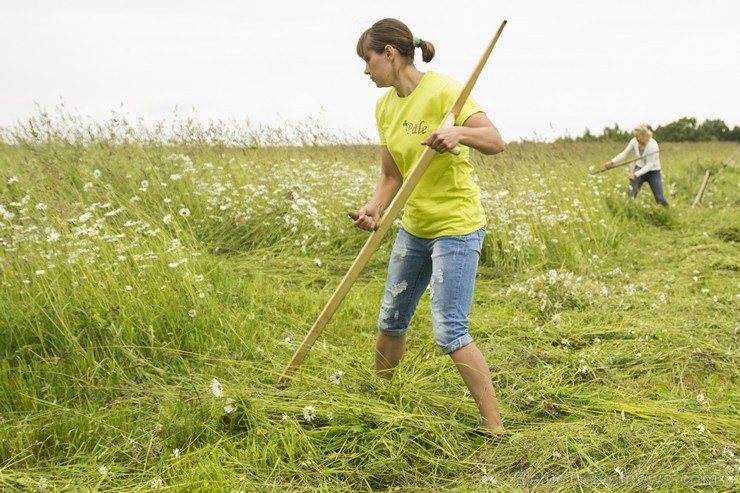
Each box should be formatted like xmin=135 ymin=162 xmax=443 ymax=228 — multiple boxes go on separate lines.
xmin=0 ymin=114 xmax=737 ymax=492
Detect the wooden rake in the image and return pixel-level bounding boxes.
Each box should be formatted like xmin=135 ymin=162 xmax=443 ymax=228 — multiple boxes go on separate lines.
xmin=276 ymin=20 xmax=508 ymax=385
xmin=589 ymin=150 xmax=660 ymax=175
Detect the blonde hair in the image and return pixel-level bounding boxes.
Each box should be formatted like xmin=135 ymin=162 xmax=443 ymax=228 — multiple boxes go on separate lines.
xmin=633 ymin=125 xmax=653 ymax=138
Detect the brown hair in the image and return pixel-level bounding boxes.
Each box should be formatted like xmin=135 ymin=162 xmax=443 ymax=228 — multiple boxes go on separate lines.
xmin=356 ymin=18 xmax=435 ymax=63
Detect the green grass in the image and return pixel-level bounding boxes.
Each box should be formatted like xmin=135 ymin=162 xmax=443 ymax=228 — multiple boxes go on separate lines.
xmin=0 ymin=115 xmax=738 ymax=492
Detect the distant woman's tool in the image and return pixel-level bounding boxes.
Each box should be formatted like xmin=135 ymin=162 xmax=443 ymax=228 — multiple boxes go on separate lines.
xmin=589 ymin=150 xmax=660 ymax=175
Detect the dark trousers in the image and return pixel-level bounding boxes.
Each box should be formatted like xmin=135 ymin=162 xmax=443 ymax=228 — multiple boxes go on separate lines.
xmin=629 ymin=170 xmax=669 ymax=207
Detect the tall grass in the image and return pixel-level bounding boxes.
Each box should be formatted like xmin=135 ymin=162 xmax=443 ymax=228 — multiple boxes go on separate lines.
xmin=0 ymin=112 xmax=738 ymax=491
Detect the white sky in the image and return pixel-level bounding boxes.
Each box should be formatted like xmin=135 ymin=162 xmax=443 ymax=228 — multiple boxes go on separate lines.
xmin=1 ymin=0 xmax=738 ymax=142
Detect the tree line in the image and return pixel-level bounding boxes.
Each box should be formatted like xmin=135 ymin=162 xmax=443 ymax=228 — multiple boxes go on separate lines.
xmin=560 ymin=117 xmax=740 ymax=142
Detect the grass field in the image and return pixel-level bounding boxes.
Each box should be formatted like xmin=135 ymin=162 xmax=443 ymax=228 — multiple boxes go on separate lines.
xmin=0 ymin=116 xmax=738 ymax=492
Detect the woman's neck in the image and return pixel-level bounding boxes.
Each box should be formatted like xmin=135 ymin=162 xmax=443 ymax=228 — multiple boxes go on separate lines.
xmin=393 ymin=65 xmax=424 ymax=98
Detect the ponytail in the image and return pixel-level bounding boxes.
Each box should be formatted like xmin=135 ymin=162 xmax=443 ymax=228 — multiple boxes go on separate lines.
xmin=357 ymin=18 xmax=436 ymax=63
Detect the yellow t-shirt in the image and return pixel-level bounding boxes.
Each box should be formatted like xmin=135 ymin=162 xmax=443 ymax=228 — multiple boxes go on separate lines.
xmin=376 ymin=71 xmax=486 ymax=238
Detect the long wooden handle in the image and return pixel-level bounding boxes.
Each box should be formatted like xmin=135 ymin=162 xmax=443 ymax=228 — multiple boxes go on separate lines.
xmin=276 ymin=20 xmax=507 ymax=385
xmin=589 ymin=150 xmax=660 ymax=175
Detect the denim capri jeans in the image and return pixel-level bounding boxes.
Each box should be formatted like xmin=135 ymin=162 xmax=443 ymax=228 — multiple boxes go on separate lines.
xmin=377 ymin=226 xmax=485 ymax=354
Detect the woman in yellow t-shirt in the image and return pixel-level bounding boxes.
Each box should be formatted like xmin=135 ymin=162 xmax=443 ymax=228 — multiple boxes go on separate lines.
xmin=352 ymin=18 xmax=506 ymax=432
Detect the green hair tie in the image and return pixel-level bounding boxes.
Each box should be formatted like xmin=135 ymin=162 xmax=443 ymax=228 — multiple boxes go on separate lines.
xmin=413 ymin=36 xmax=422 ymax=48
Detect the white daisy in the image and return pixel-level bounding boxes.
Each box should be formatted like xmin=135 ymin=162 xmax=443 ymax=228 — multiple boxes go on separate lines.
xmin=224 ymin=398 xmax=237 ymax=413
xmin=303 ymin=405 xmax=316 ymax=422
xmin=329 ymin=370 xmax=343 ymax=385
xmin=210 ymin=378 xmax=224 ymax=398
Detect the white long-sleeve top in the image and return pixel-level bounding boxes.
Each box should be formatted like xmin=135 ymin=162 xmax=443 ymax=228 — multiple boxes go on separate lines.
xmin=612 ymin=137 xmax=661 ymax=177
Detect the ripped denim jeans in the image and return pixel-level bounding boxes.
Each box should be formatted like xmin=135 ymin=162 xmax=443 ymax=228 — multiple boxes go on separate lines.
xmin=377 ymin=226 xmax=485 ymax=354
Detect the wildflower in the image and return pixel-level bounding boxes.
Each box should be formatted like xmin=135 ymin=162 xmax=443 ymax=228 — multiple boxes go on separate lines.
xmin=169 ymin=173 xmax=182 ymax=181
xmin=140 ymin=180 xmax=149 ymax=190
xmin=163 ymin=214 xmax=173 ymax=224
xmin=8 ymin=176 xmax=18 ymax=185
xmin=281 ymin=413 xmax=288 ymax=421
xmin=98 ymin=465 xmax=108 ymax=475
xmin=210 ymin=378 xmax=224 ymax=398
xmin=172 ymin=448 xmax=180 ymax=458
xmin=481 ymin=473 xmax=497 ymax=485
xmin=150 ymin=477 xmax=163 ymax=489
xmin=178 ymin=208 xmax=190 ymax=217
xmin=188 ymin=309 xmax=196 ymax=318
xmin=697 ymin=393 xmax=705 ymax=402
xmin=35 ymin=270 xmax=46 ymax=276
xmin=303 ymin=405 xmax=316 ymax=422
xmin=313 ymin=258 xmax=322 ymax=267
xmin=561 ymin=338 xmax=570 ymax=347
xmin=93 ymin=169 xmax=102 ymax=178
xmin=615 ymin=466 xmax=625 ymax=481
xmin=696 ymin=423 xmax=705 ymax=433
xmin=329 ymin=370 xmax=343 ymax=385
xmin=46 ymin=229 xmax=60 ymax=242
xmin=579 ymin=365 xmax=589 ymax=374
xmin=224 ymin=398 xmax=237 ymax=413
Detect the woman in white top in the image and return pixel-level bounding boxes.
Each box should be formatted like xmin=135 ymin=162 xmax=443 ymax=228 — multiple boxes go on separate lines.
xmin=604 ymin=125 xmax=669 ymax=207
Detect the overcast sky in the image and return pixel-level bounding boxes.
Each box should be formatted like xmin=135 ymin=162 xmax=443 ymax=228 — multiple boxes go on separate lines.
xmin=1 ymin=0 xmax=738 ymax=142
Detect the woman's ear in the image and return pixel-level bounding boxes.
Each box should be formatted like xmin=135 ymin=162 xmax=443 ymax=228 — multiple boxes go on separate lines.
xmin=384 ymin=44 xmax=393 ymax=58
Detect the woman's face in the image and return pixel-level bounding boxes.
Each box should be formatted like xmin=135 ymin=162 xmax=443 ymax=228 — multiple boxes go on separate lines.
xmin=363 ymin=49 xmax=393 ymax=88
xmin=634 ymin=131 xmax=650 ymax=146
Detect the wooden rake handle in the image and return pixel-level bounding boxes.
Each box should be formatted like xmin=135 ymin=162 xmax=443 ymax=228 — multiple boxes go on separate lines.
xmin=276 ymin=20 xmax=507 ymax=385
xmin=589 ymin=150 xmax=660 ymax=175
